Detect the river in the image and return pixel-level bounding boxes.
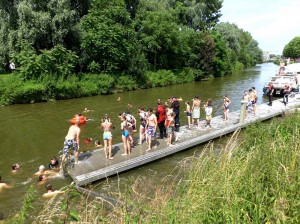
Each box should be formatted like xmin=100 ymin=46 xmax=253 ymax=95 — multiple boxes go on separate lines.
xmin=0 ymin=63 xmax=278 ymax=218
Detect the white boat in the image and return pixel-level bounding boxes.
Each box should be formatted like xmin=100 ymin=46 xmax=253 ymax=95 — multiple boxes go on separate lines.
xmin=263 ymin=63 xmax=300 ymax=95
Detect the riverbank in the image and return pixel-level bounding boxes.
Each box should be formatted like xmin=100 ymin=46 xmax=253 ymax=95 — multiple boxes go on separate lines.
xmin=12 ymin=113 xmax=300 ymax=223
xmin=0 ymin=68 xmax=197 ymax=106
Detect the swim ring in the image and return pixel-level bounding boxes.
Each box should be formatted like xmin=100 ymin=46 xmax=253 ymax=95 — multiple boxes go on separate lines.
xmin=70 ymin=116 xmax=86 ymax=124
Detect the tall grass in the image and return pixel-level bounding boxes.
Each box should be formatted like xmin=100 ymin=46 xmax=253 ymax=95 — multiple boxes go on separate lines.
xmin=24 ymin=113 xmax=300 ymax=223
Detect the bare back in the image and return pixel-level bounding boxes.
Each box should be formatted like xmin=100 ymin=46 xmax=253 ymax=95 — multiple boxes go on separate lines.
xmin=101 ymin=121 xmax=112 ymax=132
xmin=65 ymin=125 xmax=80 ymax=142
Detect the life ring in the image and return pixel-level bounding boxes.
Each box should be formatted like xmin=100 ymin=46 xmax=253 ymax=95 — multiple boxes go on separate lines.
xmin=70 ymin=116 xmax=86 ymax=125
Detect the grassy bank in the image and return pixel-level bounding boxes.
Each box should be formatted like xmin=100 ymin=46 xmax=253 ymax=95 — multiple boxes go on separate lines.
xmin=0 ymin=68 xmax=196 ymax=106
xmin=8 ymin=113 xmax=300 ymax=223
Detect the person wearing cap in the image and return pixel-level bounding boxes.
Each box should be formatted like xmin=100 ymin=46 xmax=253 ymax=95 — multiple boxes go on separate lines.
xmin=171 ymin=96 xmax=180 ymax=132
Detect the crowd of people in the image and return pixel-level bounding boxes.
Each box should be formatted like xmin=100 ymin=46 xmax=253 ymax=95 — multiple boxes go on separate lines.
xmin=59 ymin=95 xmax=238 ymax=165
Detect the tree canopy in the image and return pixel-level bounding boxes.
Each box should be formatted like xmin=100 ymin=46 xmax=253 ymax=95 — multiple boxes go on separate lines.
xmin=283 ymin=37 xmax=300 ymax=59
xmin=0 ymin=0 xmax=263 ymax=79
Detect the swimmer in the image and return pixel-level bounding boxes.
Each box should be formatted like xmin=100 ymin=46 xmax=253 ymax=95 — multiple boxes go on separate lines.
xmin=42 ymin=183 xmax=64 ymax=198
xmin=38 ymin=174 xmax=48 ymax=184
xmin=95 ymin=140 xmax=102 ymax=148
xmin=48 ymin=157 xmax=60 ymax=170
xmin=35 ymin=165 xmax=56 ymax=176
xmin=84 ymin=138 xmax=93 ymax=144
xmin=0 ymin=176 xmax=12 ymax=192
xmin=12 ymin=163 xmax=21 ymax=173
xmin=83 ymin=107 xmax=93 ymax=113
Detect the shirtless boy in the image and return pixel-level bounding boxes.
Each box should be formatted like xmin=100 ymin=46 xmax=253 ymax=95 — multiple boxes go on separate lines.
xmin=60 ymin=118 xmax=81 ymax=168
xmin=146 ymin=108 xmax=158 ymax=151
xmin=0 ymin=176 xmax=12 ymax=192
xmin=42 ymin=183 xmax=64 ymax=198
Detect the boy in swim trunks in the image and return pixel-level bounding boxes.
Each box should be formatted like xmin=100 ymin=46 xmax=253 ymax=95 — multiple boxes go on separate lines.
xmin=146 ymin=108 xmax=158 ymax=151
xmin=165 ymin=112 xmax=175 ymax=146
xmin=184 ymin=101 xmax=192 ymax=129
xmin=60 ymin=119 xmax=81 ymax=168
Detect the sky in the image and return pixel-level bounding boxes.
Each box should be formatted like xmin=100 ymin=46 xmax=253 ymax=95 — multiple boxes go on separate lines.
xmin=219 ymin=0 xmax=300 ymax=54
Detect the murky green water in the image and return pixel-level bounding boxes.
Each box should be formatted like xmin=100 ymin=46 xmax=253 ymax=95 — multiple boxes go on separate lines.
xmin=0 ymin=63 xmax=278 ymax=218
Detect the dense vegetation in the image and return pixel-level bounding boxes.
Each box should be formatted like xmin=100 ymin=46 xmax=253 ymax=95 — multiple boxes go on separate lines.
xmin=0 ymin=0 xmax=263 ymax=105
xmin=283 ymin=36 xmax=300 ymax=59
xmin=10 ymin=113 xmax=300 ymax=223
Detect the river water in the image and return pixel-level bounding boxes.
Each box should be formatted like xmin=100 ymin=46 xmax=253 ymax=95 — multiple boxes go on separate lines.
xmin=0 ymin=63 xmax=278 ymax=218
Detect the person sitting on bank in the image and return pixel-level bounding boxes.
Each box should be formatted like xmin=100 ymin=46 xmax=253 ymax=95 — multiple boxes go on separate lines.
xmin=42 ymin=183 xmax=64 ymax=198
xmin=0 ymin=176 xmax=12 ymax=192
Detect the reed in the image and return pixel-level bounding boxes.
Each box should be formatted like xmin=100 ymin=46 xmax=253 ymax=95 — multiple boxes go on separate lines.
xmin=32 ymin=114 xmax=300 ymax=223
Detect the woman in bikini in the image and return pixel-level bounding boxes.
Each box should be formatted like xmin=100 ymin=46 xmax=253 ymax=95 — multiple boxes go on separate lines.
xmin=101 ymin=115 xmax=113 ymax=159
xmin=121 ymin=115 xmax=131 ymax=155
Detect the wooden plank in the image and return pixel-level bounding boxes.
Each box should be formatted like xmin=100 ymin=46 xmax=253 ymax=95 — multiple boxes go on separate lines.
xmin=67 ymin=98 xmax=300 ymax=186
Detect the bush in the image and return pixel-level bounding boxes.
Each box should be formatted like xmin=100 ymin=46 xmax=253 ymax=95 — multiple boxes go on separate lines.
xmin=174 ymin=67 xmax=196 ymax=83
xmin=115 ymin=75 xmax=138 ymax=92
xmin=145 ymin=70 xmax=177 ymax=88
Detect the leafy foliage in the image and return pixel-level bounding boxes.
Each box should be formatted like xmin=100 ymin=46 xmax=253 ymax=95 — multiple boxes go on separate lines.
xmin=15 ymin=44 xmax=78 ymax=80
xmin=283 ymin=36 xmax=300 ymax=59
xmin=0 ymin=0 xmax=265 ymax=105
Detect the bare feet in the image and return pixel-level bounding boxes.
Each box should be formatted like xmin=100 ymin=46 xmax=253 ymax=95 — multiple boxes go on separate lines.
xmin=109 ymin=157 xmax=114 ymax=160
xmin=146 ymin=149 xmax=152 ymax=152
xmin=121 ymin=153 xmax=128 ymax=156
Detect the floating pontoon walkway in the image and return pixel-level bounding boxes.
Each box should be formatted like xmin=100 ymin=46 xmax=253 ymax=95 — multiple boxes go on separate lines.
xmin=67 ymin=96 xmax=300 ymax=186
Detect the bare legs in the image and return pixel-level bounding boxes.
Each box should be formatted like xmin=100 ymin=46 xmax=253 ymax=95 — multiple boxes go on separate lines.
xmin=122 ymin=135 xmax=131 ymax=155
xmin=104 ymin=139 xmax=113 ymax=159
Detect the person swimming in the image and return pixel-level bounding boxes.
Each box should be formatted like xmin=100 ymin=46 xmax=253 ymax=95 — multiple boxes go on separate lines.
xmin=12 ymin=163 xmax=21 ymax=173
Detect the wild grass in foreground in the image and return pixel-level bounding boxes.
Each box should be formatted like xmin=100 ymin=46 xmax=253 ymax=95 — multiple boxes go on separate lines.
xmin=29 ymin=114 xmax=300 ymax=223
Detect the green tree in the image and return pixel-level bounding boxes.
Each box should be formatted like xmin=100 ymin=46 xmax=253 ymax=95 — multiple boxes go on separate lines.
xmin=172 ymin=0 xmax=222 ymax=31
xmin=15 ymin=43 xmax=78 ymax=80
xmin=283 ymin=37 xmax=300 ymax=59
xmin=215 ymin=22 xmax=262 ymax=68
xmin=212 ymin=31 xmax=231 ymax=77
xmin=80 ymin=0 xmax=140 ymax=72
xmin=136 ymin=9 xmax=189 ymax=69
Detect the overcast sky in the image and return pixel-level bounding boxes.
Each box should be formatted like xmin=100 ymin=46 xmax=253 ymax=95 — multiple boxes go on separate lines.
xmin=219 ymin=0 xmax=300 ymax=54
